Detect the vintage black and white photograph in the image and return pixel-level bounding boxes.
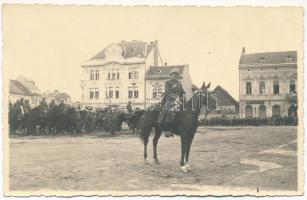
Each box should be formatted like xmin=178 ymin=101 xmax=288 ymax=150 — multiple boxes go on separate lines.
xmin=2 ymin=5 xmax=304 ymax=196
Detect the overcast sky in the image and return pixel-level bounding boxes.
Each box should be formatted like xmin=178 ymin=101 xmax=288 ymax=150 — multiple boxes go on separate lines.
xmin=3 ymin=5 xmax=302 ymax=101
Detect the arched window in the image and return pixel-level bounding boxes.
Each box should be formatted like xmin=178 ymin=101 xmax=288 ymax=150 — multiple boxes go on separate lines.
xmin=273 ymin=81 xmax=279 ymax=94
xmin=259 ymin=105 xmax=267 ymax=119
xmin=246 ymin=82 xmax=252 ymax=95
xmin=290 ymin=80 xmax=296 ymax=94
xmin=272 ymin=105 xmax=281 ymax=117
xmin=245 ymin=105 xmax=253 ymax=118
xmin=259 ymin=81 xmax=266 ymax=95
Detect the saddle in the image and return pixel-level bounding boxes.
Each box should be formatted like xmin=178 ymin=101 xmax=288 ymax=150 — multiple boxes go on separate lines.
xmin=158 ymin=98 xmax=182 ymax=132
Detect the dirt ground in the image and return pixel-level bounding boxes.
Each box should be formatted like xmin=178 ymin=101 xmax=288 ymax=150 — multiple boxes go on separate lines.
xmin=9 ymin=126 xmax=297 ymax=192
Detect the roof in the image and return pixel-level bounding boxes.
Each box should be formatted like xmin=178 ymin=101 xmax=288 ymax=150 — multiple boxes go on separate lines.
xmin=91 ymin=41 xmax=154 ymax=60
xmin=145 ymin=65 xmax=186 ymax=80
xmin=10 ymin=80 xmax=32 ymax=96
xmin=46 ymin=92 xmax=70 ymax=102
xmin=16 ymin=76 xmax=41 ymax=95
xmin=213 ymin=85 xmax=238 ymax=107
xmin=239 ymin=51 xmax=297 ymax=65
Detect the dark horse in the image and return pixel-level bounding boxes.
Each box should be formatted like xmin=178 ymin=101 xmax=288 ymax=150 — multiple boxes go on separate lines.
xmin=140 ymin=82 xmax=212 ymax=172
xmin=26 ymin=105 xmax=48 ymax=135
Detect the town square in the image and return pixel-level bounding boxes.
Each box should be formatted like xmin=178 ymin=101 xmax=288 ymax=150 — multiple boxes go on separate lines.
xmin=2 ymin=5 xmax=303 ymax=195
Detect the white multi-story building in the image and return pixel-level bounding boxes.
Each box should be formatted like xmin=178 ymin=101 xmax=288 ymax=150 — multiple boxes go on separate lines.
xmin=81 ymin=40 xmax=160 ymax=108
xmin=81 ymin=40 xmax=194 ymax=109
xmin=239 ymin=48 xmax=297 ymax=118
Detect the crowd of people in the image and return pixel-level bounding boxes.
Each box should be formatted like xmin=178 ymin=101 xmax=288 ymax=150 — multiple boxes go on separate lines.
xmin=200 ymin=115 xmax=298 ymax=126
xmin=9 ymin=96 xmax=298 ymax=137
xmin=9 ymin=98 xmax=137 ymax=136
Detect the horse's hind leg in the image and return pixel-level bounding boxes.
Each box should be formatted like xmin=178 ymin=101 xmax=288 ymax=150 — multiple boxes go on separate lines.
xmin=180 ymin=135 xmax=189 ymax=172
xmin=142 ymin=127 xmax=151 ymax=164
xmin=153 ymin=126 xmax=162 ymax=164
xmin=185 ymin=133 xmax=195 ymax=170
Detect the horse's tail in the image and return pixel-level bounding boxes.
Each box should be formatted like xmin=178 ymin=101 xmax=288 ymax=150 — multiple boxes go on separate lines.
xmin=138 ymin=113 xmax=147 ymax=143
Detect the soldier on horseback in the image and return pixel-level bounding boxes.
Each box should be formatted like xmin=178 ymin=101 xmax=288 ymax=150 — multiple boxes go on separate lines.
xmin=158 ymin=68 xmax=186 ymax=137
xmin=40 ymin=97 xmax=48 ymax=109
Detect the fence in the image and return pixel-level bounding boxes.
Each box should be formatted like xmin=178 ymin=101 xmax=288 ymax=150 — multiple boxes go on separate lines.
xmin=200 ymin=116 xmax=298 ymax=126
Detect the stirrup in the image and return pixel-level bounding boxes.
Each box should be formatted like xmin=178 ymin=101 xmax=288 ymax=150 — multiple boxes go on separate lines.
xmin=165 ymin=132 xmax=174 ymax=138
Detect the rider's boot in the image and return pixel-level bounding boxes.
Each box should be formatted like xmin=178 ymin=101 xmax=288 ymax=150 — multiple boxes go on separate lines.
xmin=165 ymin=123 xmax=174 ymax=138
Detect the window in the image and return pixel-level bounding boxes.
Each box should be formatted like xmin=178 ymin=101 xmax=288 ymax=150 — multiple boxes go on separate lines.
xmin=89 ymin=89 xmax=94 ymax=99
xmin=245 ymin=105 xmax=253 ymax=118
xmin=259 ymin=105 xmax=267 ymax=119
xmin=153 ymin=86 xmax=163 ymax=99
xmin=109 ymin=87 xmax=113 ymax=98
xmin=117 ymin=72 xmax=120 ymax=79
xmin=89 ymin=88 xmax=99 ymax=99
xmin=273 ymin=81 xmax=279 ymax=94
xmin=112 ymin=72 xmax=116 ymax=80
xmin=95 ymin=70 xmax=99 ymax=80
xmin=129 ymin=70 xmax=138 ymax=79
xmin=290 ymin=80 xmax=296 ymax=94
xmin=272 ymin=105 xmax=281 ymax=117
xmin=246 ymin=82 xmax=252 ymax=95
xmin=134 ymin=71 xmax=138 ymax=79
xmin=108 ymin=73 xmax=110 ymax=80
xmin=134 ymin=89 xmax=139 ymax=99
xmin=128 ymin=87 xmax=133 ymax=99
xmin=90 ymin=70 xmax=94 ymax=80
xmin=115 ymin=87 xmax=119 ymax=99
xmin=259 ymin=57 xmax=266 ymax=63
xmin=95 ymin=89 xmax=99 ymax=99
xmin=286 ymin=55 xmax=293 ymax=62
xmin=259 ymin=81 xmax=266 ymax=95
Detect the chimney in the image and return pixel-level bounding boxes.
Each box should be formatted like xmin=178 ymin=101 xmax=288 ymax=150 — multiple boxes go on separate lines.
xmin=153 ymin=40 xmax=158 ymax=66
xmin=164 ymin=62 xmax=168 ymax=66
xmin=242 ymin=47 xmax=246 ymax=54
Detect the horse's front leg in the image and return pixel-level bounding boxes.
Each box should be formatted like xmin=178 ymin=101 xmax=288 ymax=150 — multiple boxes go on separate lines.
xmin=185 ymin=133 xmax=195 ymax=171
xmin=142 ymin=126 xmax=151 ymax=164
xmin=153 ymin=126 xmax=162 ymax=164
xmin=144 ymin=137 xmax=149 ymax=164
xmin=180 ymin=135 xmax=188 ymax=172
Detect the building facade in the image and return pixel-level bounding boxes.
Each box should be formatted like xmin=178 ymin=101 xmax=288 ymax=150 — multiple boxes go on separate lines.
xmin=80 ymin=40 xmax=159 ymax=108
xmin=9 ymin=76 xmax=42 ymax=107
xmin=207 ymin=85 xmax=239 ymax=118
xmin=44 ymin=90 xmax=72 ymax=105
xmin=239 ymin=49 xmax=297 ymax=118
xmin=145 ymin=64 xmax=193 ymax=106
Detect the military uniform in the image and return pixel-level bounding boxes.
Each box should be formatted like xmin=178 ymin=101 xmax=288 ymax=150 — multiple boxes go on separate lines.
xmin=40 ymin=98 xmax=48 ymax=109
xmin=158 ymin=69 xmax=185 ymax=134
xmin=163 ymin=78 xmax=185 ymax=104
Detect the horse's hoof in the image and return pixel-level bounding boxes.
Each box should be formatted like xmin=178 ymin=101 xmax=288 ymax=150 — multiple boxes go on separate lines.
xmin=144 ymin=159 xmax=150 ymax=165
xmin=154 ymin=159 xmax=160 ymax=164
xmin=180 ymin=166 xmax=188 ymax=173
xmin=185 ymin=163 xmax=191 ymax=171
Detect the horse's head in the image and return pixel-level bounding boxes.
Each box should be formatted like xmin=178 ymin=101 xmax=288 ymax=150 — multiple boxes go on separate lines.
xmin=191 ymin=82 xmax=213 ymax=110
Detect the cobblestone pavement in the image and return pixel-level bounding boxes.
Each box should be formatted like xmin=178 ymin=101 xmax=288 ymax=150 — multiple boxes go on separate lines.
xmin=9 ymin=126 xmax=297 ymax=192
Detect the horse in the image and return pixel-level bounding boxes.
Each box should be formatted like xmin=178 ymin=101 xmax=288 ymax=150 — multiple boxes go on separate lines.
xmin=9 ymin=104 xmax=25 ymax=135
xmin=26 ymin=105 xmax=48 ymax=135
xmin=139 ymin=82 xmax=213 ymax=172
xmin=124 ymin=109 xmax=145 ymax=134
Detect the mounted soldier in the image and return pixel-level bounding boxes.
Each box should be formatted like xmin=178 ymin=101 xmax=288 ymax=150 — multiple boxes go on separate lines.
xmin=127 ymin=101 xmax=133 ymax=113
xmin=158 ymin=68 xmax=186 ymax=137
xmin=40 ymin=97 xmax=48 ymax=109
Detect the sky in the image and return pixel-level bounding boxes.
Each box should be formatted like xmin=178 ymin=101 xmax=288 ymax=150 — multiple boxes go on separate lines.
xmin=3 ymin=5 xmax=303 ymax=101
